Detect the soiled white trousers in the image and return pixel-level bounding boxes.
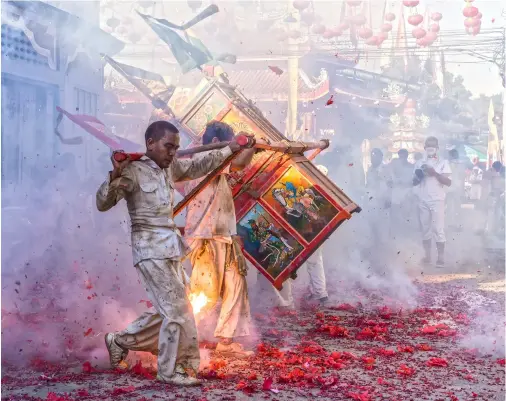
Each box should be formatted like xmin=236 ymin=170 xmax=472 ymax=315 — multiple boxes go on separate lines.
xmin=189 ymin=239 xmax=251 ymax=339
xmin=418 ymin=199 xmax=446 ymax=243
xmin=114 ymin=259 xmax=200 ymax=380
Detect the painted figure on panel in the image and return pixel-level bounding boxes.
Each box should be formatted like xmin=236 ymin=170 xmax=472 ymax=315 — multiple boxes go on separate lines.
xmin=263 ymin=167 xmax=338 ymax=242
xmin=237 ymin=204 xmax=303 ymax=279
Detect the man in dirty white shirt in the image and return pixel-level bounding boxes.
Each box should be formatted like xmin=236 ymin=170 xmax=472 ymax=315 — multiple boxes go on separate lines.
xmin=184 ymin=121 xmax=256 ymax=359
xmin=96 ymin=120 xmax=246 ymax=386
xmin=413 ymin=136 xmax=452 ymax=268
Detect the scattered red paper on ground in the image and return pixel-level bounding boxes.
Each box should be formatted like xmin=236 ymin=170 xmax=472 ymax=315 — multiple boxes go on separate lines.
xmin=82 ymin=361 xmax=96 ymax=373
xmin=427 ymin=357 xmax=449 ymax=367
xmin=209 ymin=359 xmax=227 ymax=371
xmin=497 ymin=358 xmax=505 ymax=366
xmin=326 ymin=95 xmax=334 ymax=106
xmin=131 ymin=360 xmax=154 ymax=380
xmin=397 ymin=364 xmax=415 ymax=376
xmin=83 ymin=328 xmax=93 ymax=337
xmin=348 ymin=391 xmax=371 ymax=401
xmin=237 ymin=380 xmax=256 ymax=393
xmin=262 ymin=376 xmax=273 ymax=390
xmin=46 ymin=393 xmax=73 ymax=401
xmin=111 ymin=386 xmax=136 ymax=396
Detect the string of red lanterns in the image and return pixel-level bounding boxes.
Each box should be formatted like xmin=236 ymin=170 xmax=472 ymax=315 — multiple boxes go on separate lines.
xmin=463 ymin=0 xmax=481 ymax=36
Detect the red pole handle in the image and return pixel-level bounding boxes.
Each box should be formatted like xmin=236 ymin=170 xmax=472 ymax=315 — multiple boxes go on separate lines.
xmin=112 ymin=135 xmax=253 ymax=163
xmin=113 ymin=152 xmax=144 ymax=162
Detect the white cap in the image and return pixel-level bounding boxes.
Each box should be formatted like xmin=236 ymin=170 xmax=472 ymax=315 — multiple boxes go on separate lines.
xmin=316 ymin=165 xmax=328 ymax=176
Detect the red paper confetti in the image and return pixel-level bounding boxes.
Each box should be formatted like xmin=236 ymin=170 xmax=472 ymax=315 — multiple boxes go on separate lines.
xmin=83 ymin=328 xmax=93 ymax=337
xmin=82 ymin=361 xmax=96 ymax=373
xmin=111 ymin=386 xmax=136 ymax=396
xmin=262 ymin=376 xmax=273 ymax=391
xmin=236 ymin=380 xmax=256 ymax=394
xmin=139 ymin=300 xmax=153 ymax=308
xmin=397 ymin=364 xmax=415 ymax=376
xmin=497 ymin=358 xmax=505 ymax=366
xmin=348 ymin=391 xmax=371 ymax=401
xmin=427 ymin=357 xmax=449 ymax=367
xmin=132 ymin=360 xmax=154 ymax=380
xmin=326 ymin=95 xmax=334 ymax=106
xmin=268 ymin=66 xmax=283 ymax=75
xmin=46 ymin=393 xmax=73 ymax=401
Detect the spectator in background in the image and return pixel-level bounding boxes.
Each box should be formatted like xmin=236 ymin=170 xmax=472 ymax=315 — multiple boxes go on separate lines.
xmin=469 ymin=156 xmax=483 ymax=202
xmin=365 ymin=148 xmax=393 ymax=270
xmin=446 ymin=149 xmax=467 ymax=231
xmin=389 ymin=149 xmax=414 ymax=238
xmin=484 ymin=161 xmax=505 ymax=236
xmin=413 ymin=137 xmax=452 ymax=268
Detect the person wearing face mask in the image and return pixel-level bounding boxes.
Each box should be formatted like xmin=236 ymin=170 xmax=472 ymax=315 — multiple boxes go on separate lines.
xmin=413 ymin=137 xmax=452 ymax=267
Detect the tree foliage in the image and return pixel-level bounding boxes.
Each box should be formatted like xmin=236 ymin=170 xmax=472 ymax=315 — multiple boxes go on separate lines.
xmin=381 ymin=55 xmax=501 ymax=133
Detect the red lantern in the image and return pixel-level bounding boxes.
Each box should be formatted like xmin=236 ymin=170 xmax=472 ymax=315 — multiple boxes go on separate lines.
xmin=431 ymin=12 xmax=442 ymax=22
xmin=463 ymin=6 xmax=478 ymax=18
xmin=293 ymin=0 xmax=310 ymax=10
xmin=416 ymin=37 xmax=429 ymax=47
xmin=408 ymin=14 xmax=423 ymax=26
xmin=385 ymin=12 xmax=396 ymax=22
xmin=312 ymin=23 xmax=326 ymax=34
xmin=464 ymin=17 xmax=480 ymax=28
xmin=365 ymin=36 xmax=379 ymax=46
xmin=403 ymin=0 xmax=419 ymax=7
xmin=346 ymin=0 xmax=362 ymax=6
xmin=471 ymin=25 xmax=481 ymax=36
xmin=476 ymin=12 xmax=482 ymax=19
xmin=347 ymin=14 xmax=367 ymax=25
xmin=338 ymin=21 xmax=350 ymax=31
xmin=425 ymin=31 xmax=438 ymax=43
xmin=412 ymin=27 xmax=426 ymax=39
xmin=378 ymin=32 xmax=388 ymax=41
xmin=429 ymin=23 xmax=440 ymax=32
xmin=358 ymin=27 xmax=373 ymax=39
xmin=381 ymin=23 xmax=393 ymax=32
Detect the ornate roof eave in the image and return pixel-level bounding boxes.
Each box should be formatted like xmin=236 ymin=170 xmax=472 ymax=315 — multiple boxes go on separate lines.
xmin=3 ymin=1 xmax=124 ymax=72
xmin=332 ymin=87 xmax=405 ymax=110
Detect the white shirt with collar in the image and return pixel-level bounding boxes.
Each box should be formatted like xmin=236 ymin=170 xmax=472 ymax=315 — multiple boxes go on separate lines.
xmin=96 ymin=148 xmax=233 ymax=265
xmin=414 ymin=156 xmax=452 ymax=202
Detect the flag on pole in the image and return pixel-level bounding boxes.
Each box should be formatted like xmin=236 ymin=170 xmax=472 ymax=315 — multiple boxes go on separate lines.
xmin=136 ymin=5 xmax=236 ymax=74
xmin=102 ymin=54 xmax=175 ymax=115
xmin=137 ymin=11 xmax=212 ymax=73
xmin=55 ymin=107 xmax=142 ymax=152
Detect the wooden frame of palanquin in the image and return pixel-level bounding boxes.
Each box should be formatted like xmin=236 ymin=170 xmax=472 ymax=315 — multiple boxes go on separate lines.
xmin=176 ymin=78 xmax=360 ymax=290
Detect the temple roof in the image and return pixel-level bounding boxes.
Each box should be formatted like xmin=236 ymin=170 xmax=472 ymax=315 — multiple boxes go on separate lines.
xmin=227 ymin=68 xmax=329 ymax=101
xmin=106 ymin=67 xmax=330 ymax=103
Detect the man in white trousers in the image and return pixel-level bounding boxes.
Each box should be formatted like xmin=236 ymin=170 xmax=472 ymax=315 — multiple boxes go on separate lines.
xmin=96 ymin=121 xmax=246 ymax=386
xmin=185 ymin=121 xmax=256 ymax=359
xmin=254 ymin=165 xmax=329 ymax=308
xmin=413 ymin=136 xmax=452 ymax=267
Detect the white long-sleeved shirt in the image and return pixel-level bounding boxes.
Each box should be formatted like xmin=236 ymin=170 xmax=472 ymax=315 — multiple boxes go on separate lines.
xmin=183 ymin=152 xmax=236 ymax=244
xmin=96 ymin=148 xmax=232 ymax=265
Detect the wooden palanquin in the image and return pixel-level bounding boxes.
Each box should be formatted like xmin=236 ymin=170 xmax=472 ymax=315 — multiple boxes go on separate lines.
xmin=177 ymin=78 xmax=361 ymax=290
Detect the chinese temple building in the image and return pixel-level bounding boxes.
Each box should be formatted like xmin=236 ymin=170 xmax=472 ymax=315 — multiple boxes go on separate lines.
xmin=1 ymin=0 xmax=123 ymax=191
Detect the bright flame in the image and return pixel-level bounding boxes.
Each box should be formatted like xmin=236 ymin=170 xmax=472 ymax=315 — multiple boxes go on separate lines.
xmin=189 ymin=292 xmax=209 ymax=315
